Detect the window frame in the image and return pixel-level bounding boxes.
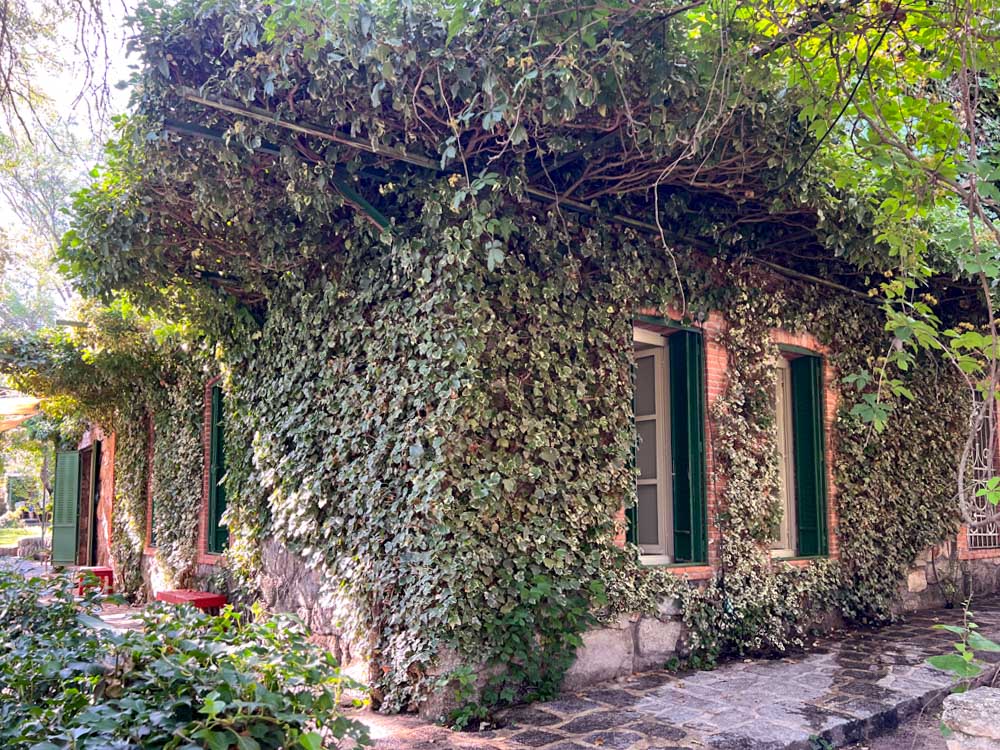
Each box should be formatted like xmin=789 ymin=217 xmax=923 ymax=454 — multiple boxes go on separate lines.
xmin=772 ymin=357 xmax=797 ymax=558
xmin=633 ymin=326 xmax=674 ymax=563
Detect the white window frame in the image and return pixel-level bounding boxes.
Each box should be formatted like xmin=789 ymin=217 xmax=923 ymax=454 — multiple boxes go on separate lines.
xmin=772 ymin=356 xmax=797 ymax=558
xmin=633 ymin=326 xmax=674 ymax=564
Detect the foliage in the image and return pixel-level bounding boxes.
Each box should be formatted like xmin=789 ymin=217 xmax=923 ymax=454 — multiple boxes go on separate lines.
xmin=0 ymin=122 xmax=93 ymax=333
xmin=0 ymin=300 xmax=223 ymax=596
xmin=0 ymin=0 xmax=114 ymax=136
xmin=926 ymin=599 xmax=1000 ymax=680
xmin=0 ymin=569 xmax=370 ymax=749
xmin=7 ymin=0 xmax=991 ymax=716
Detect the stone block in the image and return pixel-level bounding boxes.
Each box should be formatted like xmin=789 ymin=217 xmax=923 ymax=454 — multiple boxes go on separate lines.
xmin=907 ymin=569 xmax=928 ymax=593
xmin=17 ymin=536 xmax=47 ymax=559
xmin=562 ymin=623 xmax=635 ymax=691
xmin=634 ymin=617 xmax=683 ymax=671
xmin=943 ymin=687 xmax=1000 ymax=749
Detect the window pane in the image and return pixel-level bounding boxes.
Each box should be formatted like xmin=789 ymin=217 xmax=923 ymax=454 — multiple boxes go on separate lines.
xmin=636 ymin=420 xmax=658 ymax=479
xmin=637 ymin=485 xmax=660 ymax=547
xmin=635 ymin=355 xmax=656 ymax=416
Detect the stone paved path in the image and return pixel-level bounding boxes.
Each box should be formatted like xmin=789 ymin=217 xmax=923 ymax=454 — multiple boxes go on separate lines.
xmin=493 ymin=597 xmax=1000 ymax=750
xmin=359 ymin=596 xmax=1000 ymax=750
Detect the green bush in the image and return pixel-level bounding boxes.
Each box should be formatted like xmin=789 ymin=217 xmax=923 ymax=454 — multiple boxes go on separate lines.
xmin=0 ymin=570 xmax=369 ymax=749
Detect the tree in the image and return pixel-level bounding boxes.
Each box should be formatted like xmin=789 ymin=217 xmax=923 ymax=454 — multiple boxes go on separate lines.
xmin=742 ymin=0 xmax=1000 ymax=529
xmin=0 ymin=122 xmax=92 ymax=332
xmin=0 ymin=0 xmax=113 ymax=137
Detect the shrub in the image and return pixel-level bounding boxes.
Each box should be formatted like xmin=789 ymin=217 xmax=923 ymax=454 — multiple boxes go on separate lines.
xmin=0 ymin=570 xmax=369 ymax=749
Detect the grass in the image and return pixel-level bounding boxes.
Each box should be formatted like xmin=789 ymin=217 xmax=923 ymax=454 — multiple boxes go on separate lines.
xmin=0 ymin=526 xmax=42 ymax=547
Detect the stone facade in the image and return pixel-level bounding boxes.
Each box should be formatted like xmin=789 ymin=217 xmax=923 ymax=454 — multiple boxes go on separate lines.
xmin=901 ymin=540 xmax=1000 ymax=613
xmin=17 ymin=535 xmax=48 ymax=560
xmin=562 ymin=600 xmax=687 ymax=691
xmin=259 ymin=537 xmax=361 ymax=670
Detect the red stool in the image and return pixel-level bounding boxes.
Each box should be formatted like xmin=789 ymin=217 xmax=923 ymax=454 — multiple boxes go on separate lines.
xmin=77 ymin=566 xmax=114 ymax=595
xmin=155 ymin=589 xmax=228 ymax=615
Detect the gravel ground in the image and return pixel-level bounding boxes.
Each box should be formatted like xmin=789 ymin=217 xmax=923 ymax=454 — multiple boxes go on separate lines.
xmin=846 ymin=709 xmax=946 ymax=750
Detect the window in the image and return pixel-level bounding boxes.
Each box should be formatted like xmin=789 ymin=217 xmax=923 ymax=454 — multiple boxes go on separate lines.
xmin=207 ymin=385 xmax=229 ymax=553
xmin=628 ymin=324 xmax=707 ymax=564
xmin=773 ymin=352 xmax=828 ymax=557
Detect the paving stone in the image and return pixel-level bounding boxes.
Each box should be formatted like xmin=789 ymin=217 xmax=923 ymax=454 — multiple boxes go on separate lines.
xmin=620 ymin=672 xmax=676 ymax=690
xmin=625 ymin=721 xmax=686 ymax=741
xmin=538 ymin=697 xmax=603 ymax=715
xmin=476 ymin=596 xmax=1000 ymax=750
xmin=582 ymin=688 xmax=639 ymax=708
xmin=706 ymin=733 xmax=789 ymax=750
xmin=580 ymin=730 xmax=644 ymax=749
xmin=557 ymin=710 xmax=640 ymax=734
xmin=510 ymin=730 xmax=565 ymax=747
xmin=504 ymin=708 xmax=563 ymax=728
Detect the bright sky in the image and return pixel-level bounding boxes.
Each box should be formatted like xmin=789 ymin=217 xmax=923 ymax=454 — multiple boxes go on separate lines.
xmin=0 ymin=1 xmax=137 ymax=322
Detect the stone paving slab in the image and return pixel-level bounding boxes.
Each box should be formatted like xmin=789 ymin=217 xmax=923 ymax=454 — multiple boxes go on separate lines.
xmin=487 ymin=596 xmax=1000 ymax=750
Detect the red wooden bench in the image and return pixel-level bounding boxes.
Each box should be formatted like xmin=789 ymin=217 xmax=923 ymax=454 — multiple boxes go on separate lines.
xmin=155 ymin=589 xmax=228 ymax=614
xmin=76 ymin=566 xmax=114 ymax=595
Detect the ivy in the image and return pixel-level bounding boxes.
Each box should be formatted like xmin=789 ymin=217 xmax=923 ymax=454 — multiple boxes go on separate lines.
xmin=1 ymin=0 xmax=979 ymax=719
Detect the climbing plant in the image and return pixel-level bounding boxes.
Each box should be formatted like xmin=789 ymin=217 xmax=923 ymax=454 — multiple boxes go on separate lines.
xmin=0 ymin=300 xmax=227 ymax=597
xmin=1 ymin=0 xmax=987 ymax=717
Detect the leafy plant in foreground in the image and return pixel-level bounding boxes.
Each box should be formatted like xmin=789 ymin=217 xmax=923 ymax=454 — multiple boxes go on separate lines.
xmin=0 ymin=569 xmax=369 ymax=749
xmin=927 ymin=599 xmax=1000 ymax=680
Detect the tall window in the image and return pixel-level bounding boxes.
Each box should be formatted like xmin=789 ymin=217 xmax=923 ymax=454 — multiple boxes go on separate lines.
xmin=207 ymin=385 xmax=229 ymax=553
xmin=629 ymin=324 xmax=707 ymax=564
xmin=773 ymin=352 xmax=828 ymax=558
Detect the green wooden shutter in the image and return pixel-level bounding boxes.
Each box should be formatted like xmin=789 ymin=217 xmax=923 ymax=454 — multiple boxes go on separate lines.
xmin=52 ymin=451 xmax=81 ymax=564
xmin=207 ymin=386 xmax=229 ymax=553
xmin=669 ymin=331 xmax=708 ymax=563
xmin=791 ymin=355 xmax=828 ymax=556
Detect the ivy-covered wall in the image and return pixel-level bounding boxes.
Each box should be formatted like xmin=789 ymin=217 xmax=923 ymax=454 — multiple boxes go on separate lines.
xmin=105 ymin=348 xmax=229 ymax=598
xmin=98 ymin=181 xmax=973 ymax=716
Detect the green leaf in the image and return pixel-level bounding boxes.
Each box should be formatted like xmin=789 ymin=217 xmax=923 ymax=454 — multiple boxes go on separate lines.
xmin=968 ymin=631 xmax=1000 ymax=653
xmin=300 ymin=732 xmax=323 ymax=750
xmin=927 ymin=654 xmax=982 ymax=678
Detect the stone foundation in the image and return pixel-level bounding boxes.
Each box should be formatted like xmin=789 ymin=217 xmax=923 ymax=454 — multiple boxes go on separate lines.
xmin=562 ymin=600 xmax=686 ymax=691
xmin=902 ymin=541 xmax=1000 ymax=613
xmin=17 ymin=536 xmax=48 ymax=560
xmin=259 ymin=538 xmax=363 ymax=670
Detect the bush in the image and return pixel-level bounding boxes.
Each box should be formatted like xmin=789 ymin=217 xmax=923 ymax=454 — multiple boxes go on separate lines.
xmin=0 ymin=570 xmax=370 ymax=749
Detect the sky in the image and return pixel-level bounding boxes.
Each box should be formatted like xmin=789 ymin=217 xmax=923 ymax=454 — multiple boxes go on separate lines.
xmin=0 ymin=1 xmax=137 ymax=324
